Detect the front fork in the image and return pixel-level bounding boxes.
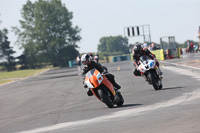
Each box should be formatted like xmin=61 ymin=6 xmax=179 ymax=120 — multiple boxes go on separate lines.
xmin=155 ymin=66 xmax=162 ymax=77
xmin=144 ymin=69 xmax=160 ymax=84
xmin=143 ymin=74 xmax=151 ymax=84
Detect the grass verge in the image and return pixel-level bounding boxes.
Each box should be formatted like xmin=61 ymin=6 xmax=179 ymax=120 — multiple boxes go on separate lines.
xmin=0 ymin=68 xmax=50 ymax=85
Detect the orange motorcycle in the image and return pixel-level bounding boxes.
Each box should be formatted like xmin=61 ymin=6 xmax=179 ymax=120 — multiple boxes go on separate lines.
xmin=84 ymin=68 xmax=124 ymax=108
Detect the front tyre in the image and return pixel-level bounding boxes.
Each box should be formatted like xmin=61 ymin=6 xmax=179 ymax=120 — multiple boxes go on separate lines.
xmin=148 ymin=71 xmax=161 ymax=90
xmin=98 ymin=88 xmax=114 ymax=108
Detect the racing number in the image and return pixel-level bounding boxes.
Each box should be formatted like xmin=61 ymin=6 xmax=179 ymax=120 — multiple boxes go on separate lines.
xmin=97 ymin=73 xmax=103 ymax=84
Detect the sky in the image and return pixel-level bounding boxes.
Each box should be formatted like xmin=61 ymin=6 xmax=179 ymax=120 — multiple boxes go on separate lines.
xmin=0 ymin=0 xmax=200 ymax=57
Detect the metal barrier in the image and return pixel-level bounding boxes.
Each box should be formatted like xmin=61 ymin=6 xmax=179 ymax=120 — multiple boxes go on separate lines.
xmin=68 ymin=60 xmax=77 ymax=68
xmin=112 ymin=55 xmax=131 ymax=62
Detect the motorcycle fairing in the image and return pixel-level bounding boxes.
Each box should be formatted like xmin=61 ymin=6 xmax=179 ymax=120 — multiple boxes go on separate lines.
xmin=85 ymin=68 xmax=116 ymax=96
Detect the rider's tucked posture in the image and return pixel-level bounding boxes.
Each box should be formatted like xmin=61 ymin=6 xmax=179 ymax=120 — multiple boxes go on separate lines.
xmin=132 ymin=44 xmax=162 ymax=76
xmin=81 ymin=54 xmax=121 ymax=96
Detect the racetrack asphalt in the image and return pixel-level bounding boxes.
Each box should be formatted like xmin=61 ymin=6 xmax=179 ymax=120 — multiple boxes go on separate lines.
xmin=0 ymin=53 xmax=200 ymax=133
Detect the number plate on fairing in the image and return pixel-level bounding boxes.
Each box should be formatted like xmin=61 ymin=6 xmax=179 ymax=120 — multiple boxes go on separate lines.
xmin=149 ymin=61 xmax=154 ymax=67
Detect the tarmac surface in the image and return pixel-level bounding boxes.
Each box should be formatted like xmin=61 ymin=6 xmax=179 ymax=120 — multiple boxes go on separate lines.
xmin=0 ymin=52 xmax=200 ymax=133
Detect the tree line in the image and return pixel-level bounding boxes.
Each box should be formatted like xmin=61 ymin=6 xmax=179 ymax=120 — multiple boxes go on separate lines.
xmin=0 ymin=29 xmax=16 ymax=71
xmin=0 ymin=0 xmax=198 ymax=71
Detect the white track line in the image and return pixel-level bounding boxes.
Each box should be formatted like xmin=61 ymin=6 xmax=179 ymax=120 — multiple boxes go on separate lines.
xmin=161 ymin=60 xmax=200 ymax=71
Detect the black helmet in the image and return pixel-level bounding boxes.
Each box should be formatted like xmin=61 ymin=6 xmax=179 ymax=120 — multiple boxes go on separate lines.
xmin=134 ymin=44 xmax=142 ymax=54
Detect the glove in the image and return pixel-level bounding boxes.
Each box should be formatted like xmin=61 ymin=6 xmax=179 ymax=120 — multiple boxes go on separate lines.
xmin=102 ymin=71 xmax=108 ymax=75
xmin=84 ymin=84 xmax=88 ymax=88
xmin=102 ymin=67 xmax=108 ymax=74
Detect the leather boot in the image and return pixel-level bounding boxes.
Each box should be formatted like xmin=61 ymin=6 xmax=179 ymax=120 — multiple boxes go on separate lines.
xmin=113 ymin=82 xmax=121 ymax=89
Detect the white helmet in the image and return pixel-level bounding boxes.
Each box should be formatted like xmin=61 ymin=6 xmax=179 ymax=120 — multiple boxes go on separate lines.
xmin=143 ymin=43 xmax=148 ymax=48
xmin=81 ymin=54 xmax=90 ymax=66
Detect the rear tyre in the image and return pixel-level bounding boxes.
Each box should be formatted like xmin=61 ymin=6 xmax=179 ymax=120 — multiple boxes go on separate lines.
xmin=115 ymin=93 xmax=124 ymax=106
xmin=159 ymin=84 xmax=163 ymax=89
xmin=98 ymin=88 xmax=114 ymax=108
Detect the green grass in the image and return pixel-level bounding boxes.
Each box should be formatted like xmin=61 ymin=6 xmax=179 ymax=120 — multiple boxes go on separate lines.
xmin=0 ymin=68 xmax=50 ymax=85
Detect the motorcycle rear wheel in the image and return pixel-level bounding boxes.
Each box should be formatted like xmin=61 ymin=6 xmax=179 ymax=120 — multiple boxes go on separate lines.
xmin=115 ymin=93 xmax=124 ymax=106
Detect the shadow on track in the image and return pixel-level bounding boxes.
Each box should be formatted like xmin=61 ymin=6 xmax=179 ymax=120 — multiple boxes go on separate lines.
xmin=114 ymin=104 xmax=143 ymax=108
xmin=161 ymin=86 xmax=184 ymax=90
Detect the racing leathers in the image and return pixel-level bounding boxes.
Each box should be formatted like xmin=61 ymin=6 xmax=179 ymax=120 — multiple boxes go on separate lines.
xmin=133 ymin=48 xmax=160 ymax=76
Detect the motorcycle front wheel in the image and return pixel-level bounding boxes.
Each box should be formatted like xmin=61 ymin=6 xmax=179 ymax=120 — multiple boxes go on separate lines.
xmin=148 ymin=71 xmax=161 ymax=90
xmin=98 ymin=87 xmax=114 ymax=108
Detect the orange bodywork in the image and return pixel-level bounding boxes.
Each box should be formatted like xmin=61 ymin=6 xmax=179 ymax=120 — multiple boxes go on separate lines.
xmin=101 ymin=75 xmax=115 ymax=95
xmin=84 ymin=69 xmax=116 ymax=100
